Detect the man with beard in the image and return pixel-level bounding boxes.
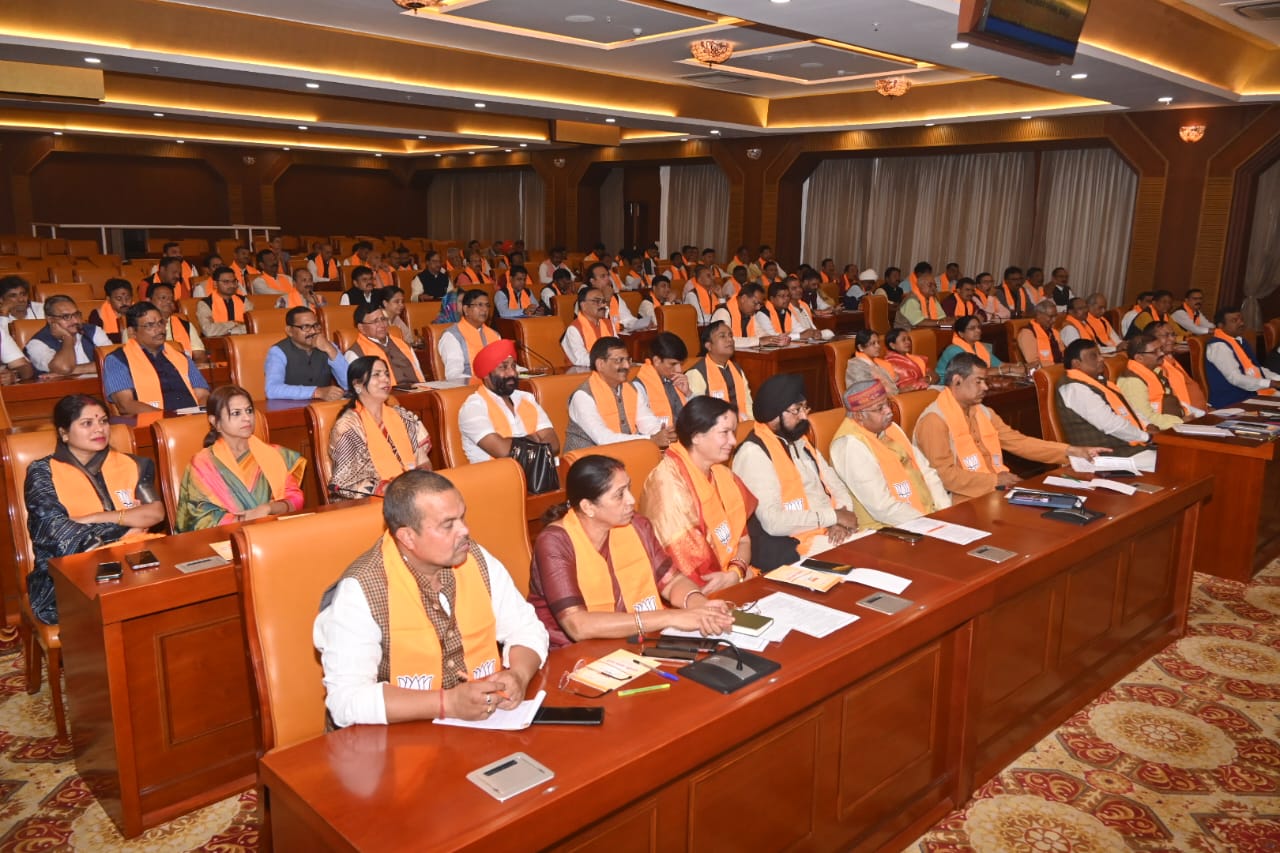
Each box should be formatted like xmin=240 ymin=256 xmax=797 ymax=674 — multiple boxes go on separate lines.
xmin=458 ymin=340 xmax=558 ymax=465
xmin=731 ymin=373 xmax=858 ymax=571
xmin=265 ymin=306 xmax=348 ymax=400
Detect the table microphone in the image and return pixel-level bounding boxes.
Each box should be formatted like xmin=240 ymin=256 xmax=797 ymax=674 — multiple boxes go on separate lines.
xmin=514 ymin=340 xmax=558 ymax=373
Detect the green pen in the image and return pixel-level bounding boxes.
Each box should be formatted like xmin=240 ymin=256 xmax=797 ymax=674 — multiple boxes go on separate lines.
xmin=618 ymin=683 xmax=671 ymax=697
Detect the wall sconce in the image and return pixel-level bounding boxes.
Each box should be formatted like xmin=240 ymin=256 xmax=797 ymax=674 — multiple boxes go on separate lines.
xmin=242 ymin=155 xmax=256 ymax=165
xmin=746 ymin=147 xmax=763 ymax=160
xmin=1179 ymin=125 xmax=1205 ymax=143
xmin=553 ymin=157 xmax=566 ymax=168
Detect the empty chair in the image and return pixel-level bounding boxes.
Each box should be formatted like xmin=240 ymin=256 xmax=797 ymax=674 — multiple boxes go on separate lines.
xmin=225 ymin=332 xmax=281 ymax=402
xmin=889 ymin=388 xmax=940 ymax=438
xmin=861 ymin=292 xmax=890 ymax=335
xmin=512 ymin=316 xmax=568 ymax=372
xmin=1033 ymin=363 xmax=1067 ymax=442
xmin=656 ymin=304 xmax=699 ymax=359
xmin=245 ymin=308 xmax=292 ymax=336
xmin=438 ymin=458 xmax=533 ymax=595
xmin=824 ymin=338 xmax=856 ymax=407
xmin=426 ymin=385 xmax=474 ymax=468
xmin=807 ymin=407 xmax=845 ymax=459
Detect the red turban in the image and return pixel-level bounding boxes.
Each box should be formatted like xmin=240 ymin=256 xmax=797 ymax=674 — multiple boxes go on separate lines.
xmin=472 ymin=339 xmax=517 ymax=379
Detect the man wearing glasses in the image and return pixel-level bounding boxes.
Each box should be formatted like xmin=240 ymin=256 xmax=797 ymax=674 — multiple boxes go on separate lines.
xmin=103 ymin=302 xmax=210 ymax=414
xmin=561 ymin=286 xmax=618 ymax=368
xmin=1117 ymin=333 xmax=1202 ymax=430
xmin=265 ymin=307 xmax=348 ymax=401
xmin=564 ymin=336 xmax=672 ymax=452
xmin=345 ymin=302 xmax=425 ymax=386
xmin=196 ymin=266 xmax=254 ymax=337
xmin=24 ymin=295 xmax=110 ymax=377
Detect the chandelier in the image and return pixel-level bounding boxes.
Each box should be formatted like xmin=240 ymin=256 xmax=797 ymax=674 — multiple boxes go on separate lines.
xmin=1179 ymin=124 xmax=1205 ymax=143
xmin=874 ymin=77 xmax=913 ymax=98
xmin=690 ymin=39 xmax=734 ymax=67
xmin=393 ymin=0 xmax=446 ymax=12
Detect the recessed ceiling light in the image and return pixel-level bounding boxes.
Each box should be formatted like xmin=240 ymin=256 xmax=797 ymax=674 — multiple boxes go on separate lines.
xmin=681 ymin=137 xmax=689 ymax=142
xmin=435 ymin=153 xmax=442 ymax=158
xmin=951 ymin=41 xmax=969 ymax=50
xmin=1020 ymin=115 xmax=1032 ymax=120
xmin=84 ymin=56 xmax=101 ymax=64
xmin=418 ymin=135 xmax=427 ymax=139
xmin=800 ymin=62 xmax=823 ymax=69
xmin=474 ymin=102 xmax=486 ymax=109
xmin=710 ymin=129 xmax=721 ymax=135
xmin=153 ymin=112 xmax=165 ymax=117
xmin=565 ymin=14 xmax=594 ymax=23
xmin=375 ymin=153 xmax=382 ymax=157
xmin=519 ymin=143 xmax=528 ymax=148
xmin=925 ymin=123 xmax=935 ymax=127
xmin=305 ymin=82 xmax=320 ymax=89
xmin=282 ymin=147 xmax=290 ymax=151
xmin=771 ymin=0 xmax=790 ymax=4
xmin=175 ymin=139 xmax=184 ymax=144
xmin=468 ymin=150 xmax=476 ymax=155
xmin=52 ymin=131 xmax=63 ymax=136
xmin=1158 ymin=96 xmax=1173 ymax=104
xmin=605 ymin=117 xmax=616 ymax=123
xmin=1070 ymin=72 xmax=1088 ymax=80
xmin=505 ymin=148 xmax=513 ymax=152
xmin=297 ymin=125 xmax=308 ymax=130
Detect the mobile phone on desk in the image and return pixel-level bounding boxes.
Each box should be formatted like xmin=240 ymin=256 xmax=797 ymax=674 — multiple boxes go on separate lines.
xmin=800 ymin=558 xmax=851 ymax=574
xmin=877 ymin=527 xmax=923 ymax=544
xmin=126 ymin=549 xmax=160 ymax=571
xmin=532 ymin=706 xmax=605 ymax=726
xmin=641 ymin=646 xmax=698 ymax=661
xmin=95 ymin=561 xmax=123 ymax=583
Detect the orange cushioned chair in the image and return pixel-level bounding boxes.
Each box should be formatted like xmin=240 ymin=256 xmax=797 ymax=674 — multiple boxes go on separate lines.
xmin=861 ymin=292 xmax=890 ymax=335
xmin=244 ymin=308 xmax=291 ymax=337
xmin=513 ymin=316 xmax=568 ymax=372
xmin=807 ymin=408 xmax=845 ymax=459
xmin=1103 ymin=353 xmax=1129 ymax=384
xmin=427 ymin=385 xmax=475 ymax=469
xmin=620 ymin=291 xmax=643 ymax=317
xmin=527 ymin=372 xmax=585 ymax=450
xmin=656 ymin=304 xmax=699 ymax=360
xmin=2 ymin=424 xmax=136 ymax=741
xmin=1033 ymin=363 xmax=1066 ymax=443
xmin=824 ymin=338 xmax=857 ymax=407
xmin=561 ymin=439 xmax=662 ymax=507
xmin=1005 ymin=318 xmax=1032 ymax=365
xmin=179 ymin=297 xmax=203 ymax=321
xmin=304 ymin=400 xmax=347 ymax=504
xmin=439 ymin=458 xmax=534 ymax=595
xmin=550 ymin=294 xmax=576 ymax=328
xmin=8 ymin=317 xmax=47 ymax=351
xmin=906 ymin=329 xmax=938 ymax=372
xmin=1187 ymin=334 xmax=1211 ymax=396
xmin=892 ymin=388 xmax=940 ymax=439
xmin=736 ymin=418 xmax=756 ymax=446
xmin=34 ymin=282 xmax=94 ymax=306
xmin=152 ymin=411 xmax=271 ymax=533
xmin=319 ymin=304 xmax=357 ymax=341
xmin=404 ymin=300 xmax=441 ymax=335
xmin=226 ymin=332 xmax=281 ymax=402
xmin=1263 ymin=318 xmax=1280 ymax=355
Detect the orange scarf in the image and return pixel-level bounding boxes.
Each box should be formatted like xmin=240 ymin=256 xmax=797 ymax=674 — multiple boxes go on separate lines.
xmin=938 ymin=273 xmax=952 ymax=293
xmin=1162 ymin=356 xmax=1205 ymax=409
xmin=1086 ymin=313 xmax=1116 ymax=342
xmin=1212 ymin=329 xmax=1266 ymax=383
xmin=453 ymin=321 xmax=499 ymax=384
xmin=1181 ymin=302 xmax=1205 ymax=327
xmin=232 ymin=263 xmax=259 ymax=290
xmin=1030 ymin=323 xmax=1063 ymax=364
xmin=857 ymin=351 xmax=896 ymax=380
xmin=665 ymin=443 xmax=747 ymax=572
xmin=792 ymin=300 xmax=814 ymax=325
xmin=951 ymin=295 xmax=974 ymax=317
xmin=688 ymin=282 xmax=714 ymax=317
xmin=357 ymin=402 xmax=416 ymax=481
xmin=1125 ymin=361 xmax=1174 ymax=413
xmin=952 ymin=335 xmax=991 ymax=367
xmin=750 ymin=423 xmax=831 ymax=552
xmin=457 ymin=268 xmax=492 ymax=289
xmin=383 ymin=532 xmax=497 ymax=690
xmin=260 ymin=272 xmax=293 ymax=293
xmin=501 ymin=284 xmax=533 ymax=313
xmin=763 ymin=302 xmax=789 ymax=335
xmin=209 ymin=294 xmax=246 ymax=324
xmin=1065 ymin=369 xmax=1145 ymax=438
xmin=700 ymin=358 xmax=750 ymax=419
xmin=122 ymin=338 xmax=196 ymax=409
xmin=477 ymin=385 xmax=539 ymax=437
xmin=573 ymin=314 xmax=617 ymax=354
xmin=724 ymin=298 xmax=761 ymax=338
xmin=935 ymin=388 xmax=1006 ymax=473
xmin=1064 ymin=314 xmax=1097 ymax=343
xmin=832 ymin=418 xmax=930 ymax=514
xmin=48 ymin=451 xmax=140 ymax=517
xmin=635 ymin=361 xmax=685 ymax=421
xmin=1000 ymin=282 xmax=1022 ymax=313
xmin=282 ymin=289 xmax=305 ymax=309
xmin=561 ymin=509 xmax=660 ymax=614
xmin=97 ymin=301 xmax=121 ymax=334
xmin=210 ymin=436 xmax=292 ymax=502
xmin=356 ymin=333 xmax=425 ymax=384
xmin=313 ymin=256 xmax=338 ymax=279
xmin=916 ymin=294 xmax=944 ymax=320
xmin=588 ymin=372 xmax=639 ymax=434
xmin=168 ymin=315 xmax=193 ymax=354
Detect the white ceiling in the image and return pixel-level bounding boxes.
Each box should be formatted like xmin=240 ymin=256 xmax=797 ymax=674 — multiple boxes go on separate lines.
xmin=1180 ymin=0 xmax=1280 ymax=45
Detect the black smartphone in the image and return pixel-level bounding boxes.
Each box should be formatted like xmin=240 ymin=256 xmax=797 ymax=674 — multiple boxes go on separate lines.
xmin=641 ymin=646 xmax=697 ymax=661
xmin=656 ymin=636 xmax=719 ymax=653
xmin=877 ymin=527 xmax=923 ymax=544
xmin=126 ymin=550 xmax=161 ymax=571
xmin=801 ymin=558 xmax=851 ymax=574
xmin=532 ymin=706 xmax=605 ymax=726
xmin=95 ymin=561 xmax=123 ymax=583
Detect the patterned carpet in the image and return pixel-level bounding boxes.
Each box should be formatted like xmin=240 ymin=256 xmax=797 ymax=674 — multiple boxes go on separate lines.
xmin=0 ymin=564 xmax=1277 ymax=850
xmin=909 ymin=560 xmax=1280 ymax=853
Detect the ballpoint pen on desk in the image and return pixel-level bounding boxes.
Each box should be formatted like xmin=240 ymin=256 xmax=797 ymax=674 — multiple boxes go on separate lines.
xmin=619 ymin=684 xmax=671 ymax=697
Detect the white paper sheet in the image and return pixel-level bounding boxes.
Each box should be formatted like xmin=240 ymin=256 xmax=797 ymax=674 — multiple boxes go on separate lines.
xmin=754 ymin=592 xmax=859 ymax=639
xmin=898 ymin=517 xmax=991 ymax=545
xmin=1248 ymin=398 xmax=1280 ymax=408
xmin=1043 ymin=475 xmax=1096 ymax=491
xmin=842 ymin=568 xmax=911 ymax=594
xmin=1172 ymin=424 xmax=1233 ymax=437
xmin=433 ymin=690 xmax=546 ymax=731
xmin=1089 ymin=478 xmax=1138 ymax=495
xmin=1210 ymin=408 xmax=1246 ymax=417
xmin=1071 ymin=449 xmax=1156 ymax=475
xmin=660 ymin=626 xmax=776 ymax=652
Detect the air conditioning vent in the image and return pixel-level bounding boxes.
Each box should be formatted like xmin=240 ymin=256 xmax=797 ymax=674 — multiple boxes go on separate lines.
xmin=677 ymin=70 xmax=753 ymax=88
xmin=1236 ymin=2 xmax=1280 ymax=20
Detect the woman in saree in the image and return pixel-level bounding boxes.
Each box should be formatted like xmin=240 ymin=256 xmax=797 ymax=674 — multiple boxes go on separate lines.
xmin=175 ymin=384 xmax=306 ymax=530
xmin=640 ymin=395 xmax=755 ymax=592
xmin=883 ymin=327 xmax=935 ymax=392
xmin=328 ymin=355 xmax=432 ymax=499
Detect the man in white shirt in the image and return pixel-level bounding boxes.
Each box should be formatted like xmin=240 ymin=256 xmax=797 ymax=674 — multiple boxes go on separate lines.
xmin=1204 ymin=307 xmax=1280 ymax=407
xmin=710 ymin=283 xmax=788 ymax=350
xmin=1056 ymin=339 xmax=1154 ymax=448
xmin=682 ymin=264 xmax=719 ymax=325
xmin=787 ymin=277 xmax=834 ymax=340
xmin=250 ymin=249 xmax=294 ymax=298
xmin=1085 ymin=293 xmax=1123 ymax=345
xmin=561 ymin=287 xmax=618 ymax=368
xmin=314 ymin=470 xmax=548 ymax=728
xmin=538 ymin=247 xmax=571 ymax=286
xmin=25 ymin=295 xmax=111 ymax=376
xmin=564 ymin=336 xmax=672 ymax=452
xmin=590 ymin=264 xmax=649 ymax=332
xmin=0 ymin=276 xmax=45 ymax=331
xmin=1120 ymin=292 xmax=1154 ymax=338
xmin=458 ymin=340 xmax=559 ymax=464
xmin=540 ymin=267 xmax=575 ymax=313
xmin=1171 ymin=288 xmax=1215 ymax=335
xmin=636 ymin=275 xmax=677 ymax=326
xmin=0 ymin=322 xmax=33 ymax=382
xmin=307 ymin=241 xmax=340 ymax=282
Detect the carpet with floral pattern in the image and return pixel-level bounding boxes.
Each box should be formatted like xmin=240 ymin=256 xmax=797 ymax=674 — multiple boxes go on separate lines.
xmin=908 ymin=560 xmax=1280 ymax=853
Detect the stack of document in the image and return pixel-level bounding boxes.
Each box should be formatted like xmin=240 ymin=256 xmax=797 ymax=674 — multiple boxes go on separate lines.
xmin=1172 ymin=423 xmax=1233 ymax=437
xmin=1070 ymin=449 xmax=1156 ymax=474
xmin=898 ymin=517 xmax=990 ymax=545
xmin=434 ymin=690 xmax=546 ymax=731
xmin=753 ymin=592 xmax=859 ymax=639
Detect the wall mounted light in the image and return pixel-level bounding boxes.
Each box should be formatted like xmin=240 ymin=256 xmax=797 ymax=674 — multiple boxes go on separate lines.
xmin=1179 ymin=124 xmax=1205 ymax=143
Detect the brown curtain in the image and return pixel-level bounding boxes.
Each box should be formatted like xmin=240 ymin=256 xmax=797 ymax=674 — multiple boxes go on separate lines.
xmin=427 ymin=169 xmax=542 ymax=246
xmin=1242 ymin=159 xmax=1280 ymax=327
xmin=664 ymin=164 xmax=729 ymax=256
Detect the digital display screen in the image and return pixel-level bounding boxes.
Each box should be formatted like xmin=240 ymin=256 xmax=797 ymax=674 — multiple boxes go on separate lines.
xmin=978 ymin=0 xmax=1090 ymax=60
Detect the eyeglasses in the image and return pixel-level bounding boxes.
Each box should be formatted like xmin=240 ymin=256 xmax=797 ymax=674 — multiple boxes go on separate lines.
xmin=1139 ymin=349 xmax=1162 ymax=356
xmin=289 ymin=322 xmax=322 ymax=332
xmin=584 ymin=297 xmax=606 ymax=305
xmin=606 ymin=355 xmax=633 ymax=366
xmin=783 ymin=403 xmax=811 ymax=417
xmin=136 ymin=320 xmax=166 ymax=330
xmin=557 ymin=659 xmax=610 ymax=699
xmin=49 ymin=311 xmax=82 ymax=321
xmin=361 ymin=316 xmax=389 ymax=326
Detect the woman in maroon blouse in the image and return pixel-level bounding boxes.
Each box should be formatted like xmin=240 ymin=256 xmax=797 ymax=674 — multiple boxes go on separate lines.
xmin=527 ymin=455 xmax=734 ymax=649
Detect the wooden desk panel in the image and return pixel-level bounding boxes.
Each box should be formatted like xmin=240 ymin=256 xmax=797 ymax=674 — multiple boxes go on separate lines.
xmin=814 ymin=310 xmax=865 ymax=336
xmin=260 ymin=468 xmax=1211 ymax=853
xmin=735 ymin=341 xmax=832 ymax=411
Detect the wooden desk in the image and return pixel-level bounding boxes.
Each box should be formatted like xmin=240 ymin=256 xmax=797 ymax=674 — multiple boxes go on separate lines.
xmin=813 ymin=310 xmax=865 ymax=336
xmin=1154 ymin=403 xmax=1280 ymax=581
xmin=260 ymin=468 xmax=1210 ymax=853
xmin=983 ymin=379 xmax=1041 ymax=439
xmin=735 ymin=340 xmax=833 ymax=411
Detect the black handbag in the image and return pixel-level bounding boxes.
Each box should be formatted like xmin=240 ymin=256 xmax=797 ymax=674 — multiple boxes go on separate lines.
xmin=508 ymin=436 xmax=560 ymax=495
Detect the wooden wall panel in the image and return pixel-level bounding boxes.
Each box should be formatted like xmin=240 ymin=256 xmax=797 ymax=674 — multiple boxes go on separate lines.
xmin=275 ymin=165 xmax=425 ymax=237
xmin=29 ymin=152 xmax=228 ymax=226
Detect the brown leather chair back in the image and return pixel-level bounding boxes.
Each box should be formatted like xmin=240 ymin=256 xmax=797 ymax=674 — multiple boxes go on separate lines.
xmin=319 ymin=304 xmax=357 ymax=341
xmin=551 ymin=294 xmax=576 ymax=327
xmin=824 ymin=338 xmax=856 ymax=406
xmin=1103 ymin=353 xmax=1129 ymax=384
xmin=233 ymin=500 xmax=385 ymax=752
xmin=527 ymin=372 xmax=585 ymax=448
xmin=9 ymin=318 xmax=46 ymax=351
xmin=152 ymin=410 xmax=270 ymax=532
xmin=179 ymin=297 xmax=203 ymax=320
xmin=439 ymin=458 xmax=533 ymax=595
xmin=1188 ymin=334 xmax=1210 ymax=394
xmin=34 ymin=282 xmax=94 ymax=305
xmin=305 ymin=400 xmax=347 ymax=504
xmin=72 ymin=267 xmax=118 ymax=298
xmin=513 ymin=316 xmax=568 ymax=372
xmin=906 ymin=328 xmax=938 ymax=371
xmin=735 ymin=418 xmax=756 ymax=445
xmin=656 ymin=304 xmax=699 ymax=357
xmin=1033 ymin=363 xmax=1066 ymax=442
xmin=333 ymin=327 xmax=359 ymax=355
xmin=226 ymin=332 xmax=281 ymax=402
xmin=427 ymin=385 xmax=475 ymax=468
xmin=891 ymin=388 xmax=940 ymax=438
xmin=1264 ymin=318 xmax=1280 ymax=355
xmin=862 ymin=292 xmax=890 ymax=335
xmin=244 ymin=308 xmax=291 ymax=336
xmin=807 ymin=407 xmax=846 ymax=459
xmin=1006 ymin=318 xmax=1032 ymax=365
xmin=561 ymin=439 xmax=662 ymax=506
xmin=405 ymin=301 xmax=441 ymax=335
xmin=620 ymin=291 xmax=643 ymax=316
xmin=422 ymin=322 xmax=450 ymax=381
